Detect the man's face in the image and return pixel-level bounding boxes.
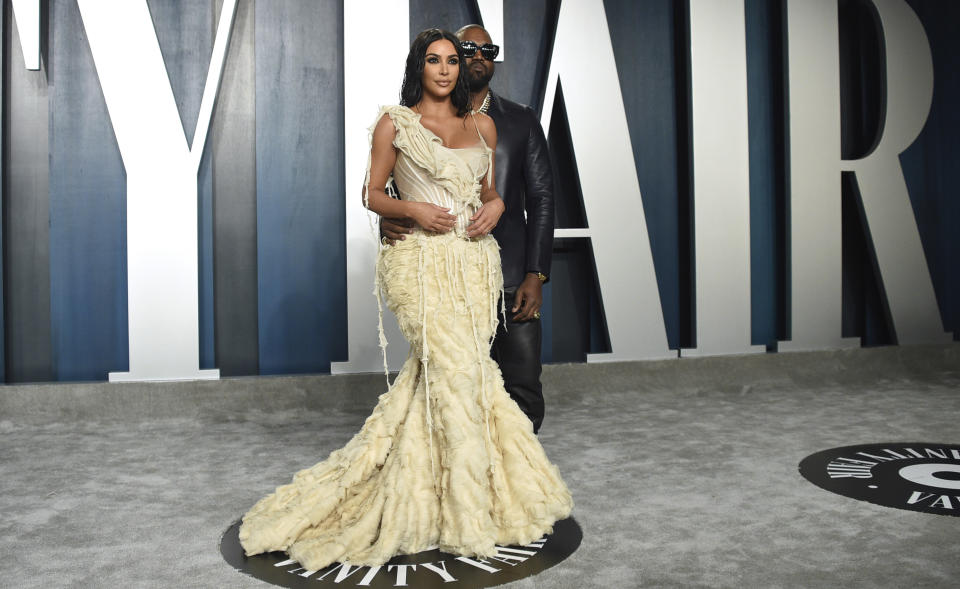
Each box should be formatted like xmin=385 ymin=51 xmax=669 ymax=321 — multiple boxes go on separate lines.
xmin=459 ymin=27 xmax=495 ymax=91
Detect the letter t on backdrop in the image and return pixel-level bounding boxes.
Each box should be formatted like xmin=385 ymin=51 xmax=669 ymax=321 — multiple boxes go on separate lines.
xmin=78 ymin=0 xmax=238 ymax=381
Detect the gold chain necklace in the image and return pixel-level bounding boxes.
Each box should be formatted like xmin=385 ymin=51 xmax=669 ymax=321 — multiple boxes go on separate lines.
xmin=475 ymin=91 xmax=491 ymax=114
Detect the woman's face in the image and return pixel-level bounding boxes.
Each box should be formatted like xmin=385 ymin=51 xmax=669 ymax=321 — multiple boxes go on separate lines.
xmin=420 ymin=39 xmax=459 ymax=99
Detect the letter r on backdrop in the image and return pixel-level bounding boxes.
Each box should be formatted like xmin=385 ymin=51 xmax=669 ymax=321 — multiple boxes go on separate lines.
xmin=782 ymin=0 xmax=949 ymax=351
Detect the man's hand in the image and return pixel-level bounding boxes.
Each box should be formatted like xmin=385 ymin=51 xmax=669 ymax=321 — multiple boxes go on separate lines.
xmin=512 ymin=273 xmax=544 ymax=321
xmin=466 ymin=198 xmax=505 ymax=238
xmin=381 ymin=216 xmax=414 ymax=245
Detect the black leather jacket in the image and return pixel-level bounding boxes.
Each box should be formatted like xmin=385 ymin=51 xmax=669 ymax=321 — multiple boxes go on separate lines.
xmin=486 ymin=92 xmax=555 ymax=289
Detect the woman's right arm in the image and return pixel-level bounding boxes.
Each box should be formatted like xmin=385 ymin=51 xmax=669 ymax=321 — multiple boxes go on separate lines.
xmin=363 ymin=116 xmax=405 ymax=218
xmin=364 ymin=116 xmax=456 ymax=233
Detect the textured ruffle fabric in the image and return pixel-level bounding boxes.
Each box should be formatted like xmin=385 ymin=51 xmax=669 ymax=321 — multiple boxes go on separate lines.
xmin=374 ymin=105 xmax=491 ymax=214
xmin=239 ymin=106 xmax=573 ymax=572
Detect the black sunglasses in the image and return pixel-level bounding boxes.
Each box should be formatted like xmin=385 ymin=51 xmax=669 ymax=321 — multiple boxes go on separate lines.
xmin=460 ymin=41 xmax=500 ymax=61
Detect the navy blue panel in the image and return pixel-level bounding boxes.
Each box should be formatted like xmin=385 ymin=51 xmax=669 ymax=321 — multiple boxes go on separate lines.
xmin=48 ymin=0 xmax=127 ymax=380
xmin=409 ymin=0 xmax=476 ymax=42
xmin=5 ymin=2 xmax=53 ymax=382
xmin=212 ymin=0 xmax=259 ymax=376
xmin=0 ymin=4 xmax=5 ymax=383
xmin=840 ymin=172 xmax=894 ymax=344
xmin=549 ymin=83 xmax=587 ymax=230
xmin=148 ymin=0 xmax=214 ymax=143
xmin=548 ymin=238 xmax=611 ymax=363
xmin=198 ymin=140 xmax=215 ymax=368
xmin=255 ymin=1 xmax=346 ymax=374
xmin=547 ymin=86 xmax=589 ymax=362
xmin=148 ymin=0 xmax=216 ymax=369
xmin=903 ymin=0 xmax=960 ymax=340
xmin=604 ymin=0 xmax=683 ymax=349
xmin=744 ymin=0 xmax=787 ymax=349
xmin=540 ymin=281 xmax=553 ymax=364
xmin=549 ymin=240 xmax=593 ymax=362
xmin=499 ymin=1 xmax=559 ymax=112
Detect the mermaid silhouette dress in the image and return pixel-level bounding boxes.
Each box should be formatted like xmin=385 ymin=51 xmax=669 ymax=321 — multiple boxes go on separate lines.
xmin=239 ymin=105 xmax=573 ymax=571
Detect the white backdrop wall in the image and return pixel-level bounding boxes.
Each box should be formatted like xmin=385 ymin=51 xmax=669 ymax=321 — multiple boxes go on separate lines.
xmin=0 ymin=0 xmax=956 ymax=382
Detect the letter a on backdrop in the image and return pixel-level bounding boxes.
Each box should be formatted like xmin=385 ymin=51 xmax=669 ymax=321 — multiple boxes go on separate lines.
xmin=542 ymin=0 xmax=673 ymax=361
xmin=78 ymin=0 xmax=238 ymax=381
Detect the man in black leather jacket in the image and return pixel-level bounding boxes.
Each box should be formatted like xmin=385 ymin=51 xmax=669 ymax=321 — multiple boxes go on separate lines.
xmin=382 ymin=24 xmax=555 ymax=433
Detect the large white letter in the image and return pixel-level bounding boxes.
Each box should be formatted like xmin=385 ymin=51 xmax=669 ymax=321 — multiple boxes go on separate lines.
xmin=781 ymin=0 xmax=949 ymax=351
xmin=331 ymin=1 xmax=409 ymax=374
xmin=476 ymin=0 xmax=504 ymax=62
xmin=11 ymin=0 xmax=39 ymax=70
xmin=681 ymin=0 xmax=764 ymax=357
xmin=841 ymin=0 xmax=949 ymax=345
xmin=541 ymin=0 xmax=673 ymax=361
xmin=781 ymin=0 xmax=855 ymax=351
xmin=78 ymin=0 xmax=237 ymax=381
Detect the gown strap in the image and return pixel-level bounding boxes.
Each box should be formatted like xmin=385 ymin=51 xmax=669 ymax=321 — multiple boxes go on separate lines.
xmin=469 ymin=111 xmax=488 ymax=149
xmin=468 ymin=111 xmax=493 ymax=188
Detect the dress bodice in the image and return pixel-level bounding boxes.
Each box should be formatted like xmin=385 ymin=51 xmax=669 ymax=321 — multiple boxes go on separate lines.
xmin=373 ymin=106 xmax=492 ymax=237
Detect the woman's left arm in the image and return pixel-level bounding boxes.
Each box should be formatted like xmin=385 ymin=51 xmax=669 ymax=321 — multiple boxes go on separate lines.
xmin=467 ymin=114 xmax=505 ymax=237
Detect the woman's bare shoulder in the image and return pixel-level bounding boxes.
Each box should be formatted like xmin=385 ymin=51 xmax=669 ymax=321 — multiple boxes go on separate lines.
xmin=474 ymin=112 xmax=497 ymax=143
xmin=372 ymin=114 xmax=398 ymax=145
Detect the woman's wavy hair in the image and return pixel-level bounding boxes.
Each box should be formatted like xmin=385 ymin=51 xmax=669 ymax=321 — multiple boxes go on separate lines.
xmin=400 ymin=28 xmax=471 ymax=117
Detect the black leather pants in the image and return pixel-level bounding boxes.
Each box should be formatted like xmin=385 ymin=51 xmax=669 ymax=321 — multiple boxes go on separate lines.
xmin=491 ymin=287 xmax=545 ymax=433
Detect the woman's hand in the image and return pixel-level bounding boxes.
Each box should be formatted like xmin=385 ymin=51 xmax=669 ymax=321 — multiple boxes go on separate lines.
xmin=466 ymin=198 xmax=504 ymax=238
xmin=408 ymin=202 xmax=457 ymax=233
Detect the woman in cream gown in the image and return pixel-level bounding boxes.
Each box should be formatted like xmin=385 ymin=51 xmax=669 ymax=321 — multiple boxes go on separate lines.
xmin=239 ymin=29 xmax=572 ymax=572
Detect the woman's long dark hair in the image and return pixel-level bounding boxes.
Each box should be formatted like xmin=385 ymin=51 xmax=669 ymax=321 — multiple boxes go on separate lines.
xmin=400 ymin=28 xmax=471 ymax=117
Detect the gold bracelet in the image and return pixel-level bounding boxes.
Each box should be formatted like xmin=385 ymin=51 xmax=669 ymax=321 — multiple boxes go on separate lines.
xmin=536 ymin=272 xmax=547 ymax=283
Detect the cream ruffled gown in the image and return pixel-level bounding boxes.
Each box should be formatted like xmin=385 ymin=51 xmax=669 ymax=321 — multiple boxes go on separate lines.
xmin=239 ymin=105 xmax=573 ymax=571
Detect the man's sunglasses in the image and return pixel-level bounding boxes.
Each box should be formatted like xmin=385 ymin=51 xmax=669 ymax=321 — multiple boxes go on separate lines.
xmin=460 ymin=41 xmax=500 ymax=61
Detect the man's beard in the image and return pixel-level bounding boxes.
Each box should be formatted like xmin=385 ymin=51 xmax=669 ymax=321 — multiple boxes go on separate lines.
xmin=466 ymin=67 xmax=494 ymax=91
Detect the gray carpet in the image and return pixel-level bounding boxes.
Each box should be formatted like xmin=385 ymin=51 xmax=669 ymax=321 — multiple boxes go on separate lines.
xmin=1 ymin=344 xmax=958 ymax=588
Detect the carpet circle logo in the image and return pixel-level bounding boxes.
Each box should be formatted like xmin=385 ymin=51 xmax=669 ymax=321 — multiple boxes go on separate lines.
xmin=799 ymin=443 xmax=960 ymax=516
xmin=220 ymin=518 xmax=582 ymax=588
